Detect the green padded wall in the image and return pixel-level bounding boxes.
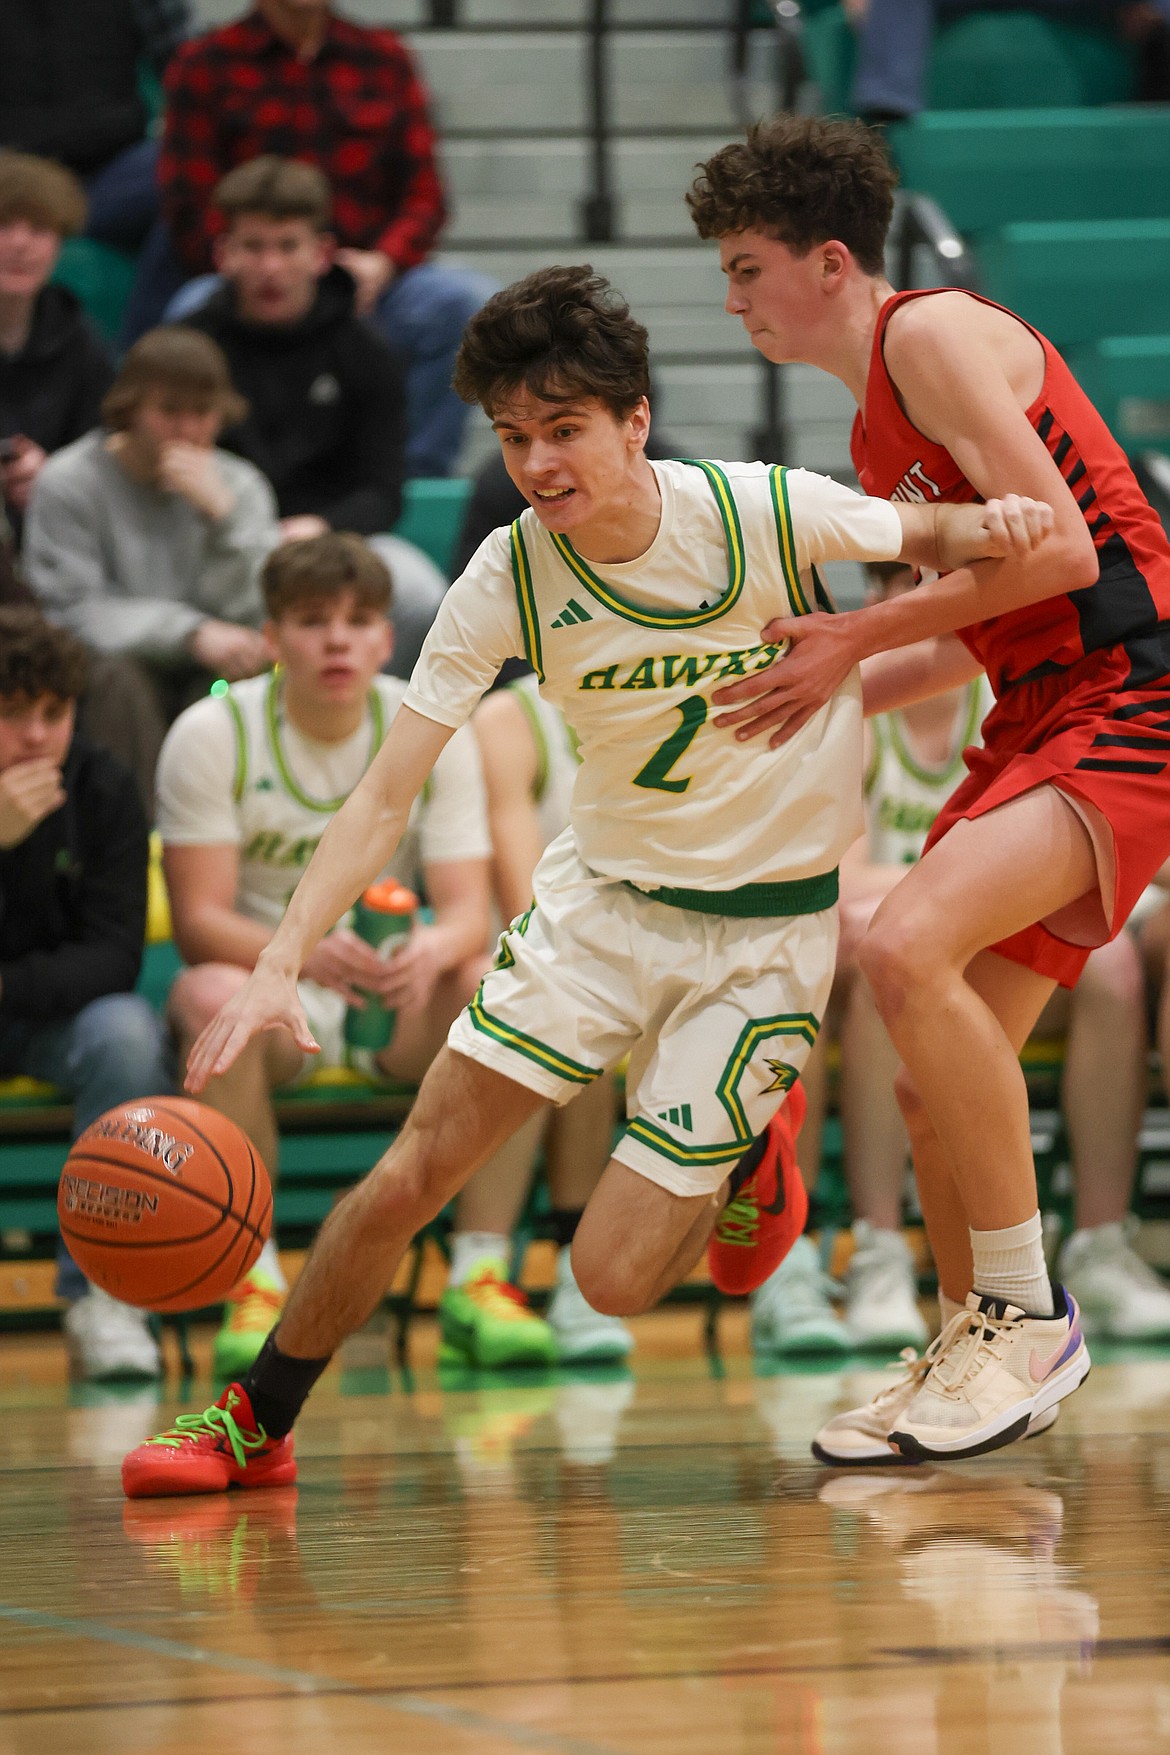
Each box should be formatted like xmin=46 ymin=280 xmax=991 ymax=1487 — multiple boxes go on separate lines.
xmin=801 ymin=6 xmax=1136 ymax=115
xmin=1068 ymin=337 xmax=1170 ymax=455
xmin=891 ymin=109 xmax=1170 ymax=235
xmin=977 ymin=220 xmax=1170 ymax=350
xmin=392 ymin=476 xmax=473 ymax=577
xmin=51 ymin=238 xmax=136 ymax=343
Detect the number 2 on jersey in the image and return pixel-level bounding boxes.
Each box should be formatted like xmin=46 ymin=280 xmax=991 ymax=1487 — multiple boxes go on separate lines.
xmin=633 ymin=694 xmax=708 ymax=793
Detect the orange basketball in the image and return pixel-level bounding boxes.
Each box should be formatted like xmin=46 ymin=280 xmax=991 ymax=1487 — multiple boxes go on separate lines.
xmin=58 ymin=1097 xmax=273 ymax=1312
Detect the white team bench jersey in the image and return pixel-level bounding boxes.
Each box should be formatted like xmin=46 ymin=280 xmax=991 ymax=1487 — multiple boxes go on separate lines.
xmin=405 ymin=458 xmax=902 ymax=902
xmin=865 ymin=678 xmax=993 ymax=867
xmin=156 ymin=670 xmax=491 ymax=928
xmin=507 ymin=672 xmax=580 ymax=847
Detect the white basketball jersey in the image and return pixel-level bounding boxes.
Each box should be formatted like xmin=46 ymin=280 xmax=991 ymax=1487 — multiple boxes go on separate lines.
xmin=865 ymin=678 xmax=992 ymax=866
xmin=507 ymin=672 xmax=579 ymax=846
xmin=179 ymin=672 xmax=487 ymax=926
xmin=519 ymin=462 xmax=870 ymax=893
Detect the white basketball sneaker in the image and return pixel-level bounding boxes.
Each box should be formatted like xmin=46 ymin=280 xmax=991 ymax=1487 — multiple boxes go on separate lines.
xmin=546 ymin=1249 xmax=634 ymax=1365
xmin=843 ymin=1221 xmax=930 ymax=1351
xmin=65 ymin=1288 xmax=162 ymax=1382
xmin=1059 ymin=1219 xmax=1170 ymax=1340
xmin=887 ymin=1286 xmax=1089 ymax=1462
xmin=812 ymin=1333 xmax=1060 ymax=1467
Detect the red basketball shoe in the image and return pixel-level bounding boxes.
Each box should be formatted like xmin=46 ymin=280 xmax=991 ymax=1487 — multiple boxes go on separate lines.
xmin=122 ymin=1383 xmax=296 ymax=1499
xmin=708 ymin=1082 xmax=809 ymax=1296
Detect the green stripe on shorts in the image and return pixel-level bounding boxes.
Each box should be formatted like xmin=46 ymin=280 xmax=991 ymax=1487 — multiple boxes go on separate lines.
xmin=624 ymin=1116 xmax=747 ymax=1168
xmin=468 ymin=992 xmax=595 ymax=1086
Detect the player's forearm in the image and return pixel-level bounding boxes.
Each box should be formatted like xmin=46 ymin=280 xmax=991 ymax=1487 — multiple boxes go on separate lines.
xmin=861 ymin=635 xmax=984 ymax=716
xmin=426 ymin=902 xmax=492 ymax=972
xmin=840 ymin=538 xmax=1093 ymax=667
xmin=172 ymin=904 xmax=273 ymax=971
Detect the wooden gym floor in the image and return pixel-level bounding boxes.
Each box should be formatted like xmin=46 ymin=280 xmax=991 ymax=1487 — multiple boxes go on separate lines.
xmin=1 ymin=1307 xmax=1169 ymax=1755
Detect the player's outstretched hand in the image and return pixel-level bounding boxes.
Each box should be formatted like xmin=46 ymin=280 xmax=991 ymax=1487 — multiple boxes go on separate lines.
xmin=712 ymin=612 xmax=856 ymax=748
xmin=185 ymin=961 xmax=318 ymax=1094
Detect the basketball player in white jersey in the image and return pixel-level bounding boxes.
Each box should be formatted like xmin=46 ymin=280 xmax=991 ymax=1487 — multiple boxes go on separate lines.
xmin=155 ymin=532 xmax=493 ymax=1378
xmin=123 ymin=267 xmax=1054 ymax=1497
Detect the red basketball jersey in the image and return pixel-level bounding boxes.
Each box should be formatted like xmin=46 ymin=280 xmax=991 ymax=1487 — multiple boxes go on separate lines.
xmin=851 ymin=289 xmax=1170 ymax=694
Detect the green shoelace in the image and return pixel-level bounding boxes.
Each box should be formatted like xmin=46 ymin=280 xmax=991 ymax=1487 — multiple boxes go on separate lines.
xmin=144 ymin=1400 xmax=269 ymax=1468
xmin=715 ymin=1189 xmax=760 ymax=1249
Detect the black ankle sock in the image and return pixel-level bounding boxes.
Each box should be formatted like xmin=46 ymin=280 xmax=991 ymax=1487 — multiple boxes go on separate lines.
xmin=240 ymin=1330 xmax=331 ymax=1440
xmin=549 ymin=1206 xmax=584 ymax=1250
xmin=727 ymin=1129 xmax=768 ymax=1199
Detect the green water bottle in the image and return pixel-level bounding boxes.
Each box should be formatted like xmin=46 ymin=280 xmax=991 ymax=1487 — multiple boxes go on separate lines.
xmin=344 ymin=880 xmax=418 ymax=1056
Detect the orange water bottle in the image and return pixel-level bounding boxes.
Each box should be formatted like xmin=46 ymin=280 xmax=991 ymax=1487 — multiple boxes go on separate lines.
xmin=343 ymin=880 xmax=418 ymax=1054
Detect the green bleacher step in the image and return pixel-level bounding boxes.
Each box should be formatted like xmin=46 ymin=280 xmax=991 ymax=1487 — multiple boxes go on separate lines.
xmin=1068 ymin=336 xmax=1170 ymax=455
xmin=891 ymin=109 xmax=1170 ymax=236
xmin=977 ymin=220 xmax=1170 ymax=350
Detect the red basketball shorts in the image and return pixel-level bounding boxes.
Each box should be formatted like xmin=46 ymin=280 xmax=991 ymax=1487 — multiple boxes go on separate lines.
xmin=922 ymin=645 xmax=1170 ymax=987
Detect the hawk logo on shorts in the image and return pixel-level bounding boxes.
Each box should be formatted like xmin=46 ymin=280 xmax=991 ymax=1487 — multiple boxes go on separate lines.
xmin=761 ymin=1058 xmax=797 ymax=1095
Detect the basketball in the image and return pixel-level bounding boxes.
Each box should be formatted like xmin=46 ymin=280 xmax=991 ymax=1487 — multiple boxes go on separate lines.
xmin=57 ymin=1097 xmax=273 ymax=1313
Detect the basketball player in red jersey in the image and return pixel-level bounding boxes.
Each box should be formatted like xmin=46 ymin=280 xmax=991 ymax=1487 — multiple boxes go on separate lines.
xmin=689 ymin=116 xmax=1170 ymax=1463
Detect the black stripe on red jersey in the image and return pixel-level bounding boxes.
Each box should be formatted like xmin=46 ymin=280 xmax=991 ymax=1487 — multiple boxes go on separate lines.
xmin=1091 ymin=733 xmax=1170 ymax=750
xmin=1067 ymin=461 xmax=1087 ymax=492
xmin=1053 ymin=434 xmax=1073 ymax=467
xmin=1121 ymin=623 xmax=1170 ymax=688
xmin=1088 ymin=513 xmax=1110 ymax=537
xmin=1068 ymin=534 xmax=1161 ymax=653
xmin=1038 ymin=410 xmax=1055 ymax=443
xmin=1110 ymin=696 xmax=1170 ymax=720
xmin=1077 ymin=487 xmax=1097 ymax=511
xmin=1076 ymin=757 xmax=1168 ymax=773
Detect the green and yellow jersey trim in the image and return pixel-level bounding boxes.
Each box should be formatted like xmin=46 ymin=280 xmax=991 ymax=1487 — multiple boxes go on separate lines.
xmin=509 ymin=523 xmax=545 ymax=681
xmin=468 ymin=989 xmax=596 ymax=1086
xmin=887 ymin=678 xmax=985 ymax=789
xmin=263 ymin=671 xmax=386 ymax=813
xmin=548 ymin=461 xmax=747 ymax=630
xmin=223 ymin=688 xmax=249 ymax=804
xmin=769 ymin=466 xmax=813 ymax=617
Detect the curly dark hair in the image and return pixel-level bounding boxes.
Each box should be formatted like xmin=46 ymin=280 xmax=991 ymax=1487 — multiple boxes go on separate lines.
xmin=0 ymin=607 xmax=87 ymax=701
xmin=262 ymin=532 xmax=392 ymax=619
xmin=687 ymin=116 xmax=897 ymax=276
xmin=453 ymin=265 xmax=650 ymax=418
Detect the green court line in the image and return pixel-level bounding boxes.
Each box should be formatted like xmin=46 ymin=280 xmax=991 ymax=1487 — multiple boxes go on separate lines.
xmin=0 ymin=1603 xmax=631 ymax=1755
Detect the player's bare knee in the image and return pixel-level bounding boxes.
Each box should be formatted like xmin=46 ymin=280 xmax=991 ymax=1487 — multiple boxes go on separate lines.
xmin=570 ymin=1243 xmax=653 ymax=1317
xmin=857 ymin=912 xmax=930 ymax=1019
xmin=169 ymin=962 xmax=250 ymax=1040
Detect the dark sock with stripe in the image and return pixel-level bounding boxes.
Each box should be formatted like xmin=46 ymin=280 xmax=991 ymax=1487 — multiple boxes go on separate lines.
xmin=239 ymin=1330 xmax=331 ymax=1440
xmin=549 ymin=1207 xmax=584 ymax=1250
xmin=726 ymin=1129 xmax=769 ymax=1199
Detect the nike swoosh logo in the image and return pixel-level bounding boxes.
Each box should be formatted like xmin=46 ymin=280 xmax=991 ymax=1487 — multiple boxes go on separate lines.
xmin=1029 ymin=1329 xmax=1080 ymax=1383
xmin=759 ymin=1175 xmax=789 ymax=1216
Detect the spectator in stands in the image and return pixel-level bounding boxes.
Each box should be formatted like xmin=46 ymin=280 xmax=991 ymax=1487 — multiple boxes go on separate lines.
xmin=185 ymin=157 xmax=446 ymax=681
xmin=849 ymin=0 xmax=1170 ymax=122
xmin=157 ymin=532 xmax=493 ymax=1378
xmin=0 ymin=153 xmax=115 ymax=544
xmin=23 ymin=326 xmax=277 ymax=806
xmin=752 ymin=561 xmax=1170 ymax=1353
xmin=0 ymin=606 xmax=173 ymax=1381
xmin=0 ymin=2 xmax=189 ymax=258
xmin=155 ymin=0 xmax=496 ymax=477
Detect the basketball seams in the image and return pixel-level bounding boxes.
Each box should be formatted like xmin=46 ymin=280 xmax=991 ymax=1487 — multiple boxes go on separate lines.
xmin=138 ymin=1097 xmax=238 ymax=1213
xmin=61 ymin=1096 xmax=272 ymax=1311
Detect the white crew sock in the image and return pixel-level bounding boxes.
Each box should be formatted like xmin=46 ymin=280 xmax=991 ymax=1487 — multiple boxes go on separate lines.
xmin=938 ymin=1291 xmax=966 ymax=1328
xmin=970 ymin=1212 xmax=1054 ymax=1316
xmin=448 ymin=1230 xmax=510 ymax=1287
xmin=253 ymin=1235 xmax=286 ymax=1291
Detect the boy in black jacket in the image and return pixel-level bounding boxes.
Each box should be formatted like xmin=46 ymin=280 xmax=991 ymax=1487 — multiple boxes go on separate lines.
xmin=0 ymin=607 xmax=172 ymax=1379
xmin=184 ymin=157 xmax=445 ymax=677
xmin=0 ymin=153 xmax=114 ymax=541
